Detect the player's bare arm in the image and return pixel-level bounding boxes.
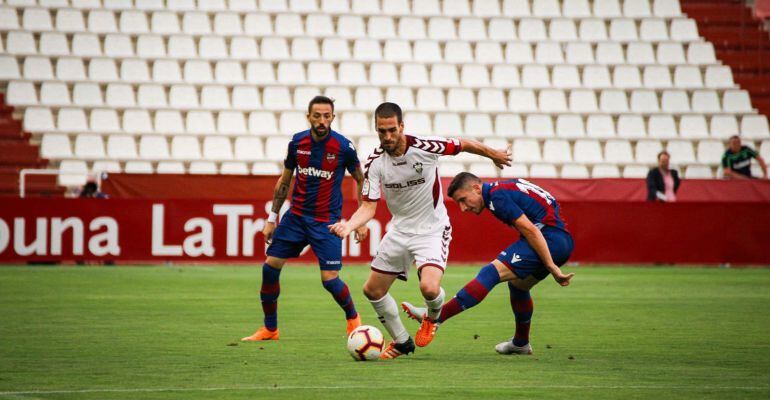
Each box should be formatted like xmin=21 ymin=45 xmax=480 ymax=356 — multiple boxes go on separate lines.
xmin=758 ymin=156 xmax=768 ymax=179
xmin=513 ymin=214 xmax=574 ymax=287
xmin=350 ymin=166 xmax=369 ymax=242
xmin=458 ymin=139 xmax=512 ymax=169
xmin=263 ymin=168 xmax=293 ymax=244
xmin=328 ymin=200 xmax=377 ymax=239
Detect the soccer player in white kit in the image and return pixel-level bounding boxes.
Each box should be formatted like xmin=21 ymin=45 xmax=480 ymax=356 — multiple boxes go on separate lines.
xmin=329 ymin=103 xmax=512 ymax=359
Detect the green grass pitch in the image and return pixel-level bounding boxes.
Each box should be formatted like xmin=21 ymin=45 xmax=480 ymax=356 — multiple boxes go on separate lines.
xmin=1 ymin=264 xmax=769 ymax=399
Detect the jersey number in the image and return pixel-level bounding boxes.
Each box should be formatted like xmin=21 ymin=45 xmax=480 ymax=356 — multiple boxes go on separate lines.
xmin=515 ymin=179 xmax=554 ymax=205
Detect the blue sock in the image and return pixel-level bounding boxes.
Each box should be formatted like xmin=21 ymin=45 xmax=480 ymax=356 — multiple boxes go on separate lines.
xmin=439 ymin=264 xmax=501 ymax=322
xmin=260 ymin=263 xmax=282 ymax=331
xmin=509 ymin=283 xmax=533 ymax=347
xmin=322 ymin=276 xmax=358 ymax=320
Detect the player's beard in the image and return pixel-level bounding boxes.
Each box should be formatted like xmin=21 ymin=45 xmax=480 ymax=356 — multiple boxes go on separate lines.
xmin=312 ymin=123 xmax=330 ymax=138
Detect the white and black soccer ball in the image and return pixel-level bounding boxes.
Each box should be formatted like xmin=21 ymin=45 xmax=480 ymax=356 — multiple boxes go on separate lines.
xmin=346 ymin=325 xmax=384 ymax=361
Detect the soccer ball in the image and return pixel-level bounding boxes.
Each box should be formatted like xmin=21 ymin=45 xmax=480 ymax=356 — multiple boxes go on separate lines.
xmin=346 ymin=325 xmax=384 ymax=361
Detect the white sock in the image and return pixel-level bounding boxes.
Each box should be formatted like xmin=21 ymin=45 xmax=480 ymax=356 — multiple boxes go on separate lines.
xmin=370 ymin=293 xmax=410 ymax=344
xmin=425 ymin=287 xmax=445 ymax=321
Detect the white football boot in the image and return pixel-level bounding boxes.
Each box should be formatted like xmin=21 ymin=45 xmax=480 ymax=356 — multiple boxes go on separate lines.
xmin=401 ymin=302 xmax=427 ymax=323
xmin=495 ymin=338 xmax=533 ymax=355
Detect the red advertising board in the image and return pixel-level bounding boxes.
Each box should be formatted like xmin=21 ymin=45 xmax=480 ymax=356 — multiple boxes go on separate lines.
xmin=1 ymin=198 xmax=769 ymax=265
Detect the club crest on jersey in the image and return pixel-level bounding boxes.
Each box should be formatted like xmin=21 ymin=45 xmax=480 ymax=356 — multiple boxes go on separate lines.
xmin=413 ymin=162 xmax=423 ymax=174
xmin=326 ymin=153 xmax=336 ymax=161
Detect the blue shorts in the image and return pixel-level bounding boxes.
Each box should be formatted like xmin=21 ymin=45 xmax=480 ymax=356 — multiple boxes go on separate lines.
xmin=266 ymin=212 xmax=343 ymax=270
xmin=496 ymin=227 xmax=574 ymax=281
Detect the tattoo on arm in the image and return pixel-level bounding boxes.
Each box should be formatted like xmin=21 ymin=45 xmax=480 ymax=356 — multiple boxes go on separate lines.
xmin=271 ymin=170 xmax=292 ymax=214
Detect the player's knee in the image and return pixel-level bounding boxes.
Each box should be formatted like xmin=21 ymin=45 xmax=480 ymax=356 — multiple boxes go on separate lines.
xmin=320 ymin=270 xmax=339 ymax=282
xmin=363 ymin=283 xmax=386 ymax=300
xmin=265 ymin=257 xmax=286 ymax=269
xmin=419 ymin=281 xmax=441 ymax=300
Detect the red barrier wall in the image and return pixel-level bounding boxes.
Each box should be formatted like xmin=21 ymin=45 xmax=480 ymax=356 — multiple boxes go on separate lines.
xmin=2 ymin=199 xmax=769 ymax=265
xmin=101 ymin=174 xmax=770 ymax=202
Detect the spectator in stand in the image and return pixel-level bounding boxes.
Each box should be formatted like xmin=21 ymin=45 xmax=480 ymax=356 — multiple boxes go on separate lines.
xmin=722 ymin=135 xmax=767 ymax=179
xmin=646 ymin=151 xmax=680 ymax=202
xmin=78 ymin=181 xmax=108 ymax=198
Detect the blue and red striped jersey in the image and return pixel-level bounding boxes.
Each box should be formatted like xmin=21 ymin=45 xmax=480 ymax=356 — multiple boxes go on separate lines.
xmin=481 ymin=179 xmax=567 ymax=231
xmin=283 ymin=130 xmax=359 ymax=223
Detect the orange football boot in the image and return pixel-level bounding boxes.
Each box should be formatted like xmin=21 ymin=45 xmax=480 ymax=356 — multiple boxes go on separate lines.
xmin=346 ymin=314 xmax=362 ymax=336
xmin=415 ymin=317 xmax=439 ymax=347
xmin=241 ymin=327 xmax=279 ymax=341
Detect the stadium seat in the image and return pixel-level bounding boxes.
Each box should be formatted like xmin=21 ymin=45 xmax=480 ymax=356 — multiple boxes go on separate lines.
xmin=697 ymin=140 xmax=725 ymax=165
xmin=249 ymin=112 xmax=279 ymax=135
xmin=91 ymin=109 xmax=122 ymax=133
xmin=124 ymin=161 xmax=154 ymax=174
xmin=569 ymin=89 xmax=598 ymax=112
xmin=40 ymin=33 xmax=70 ymax=56
xmin=152 ymin=60 xmax=183 ymax=83
xmin=630 ymin=90 xmax=660 ymax=113
xmin=565 ymin=42 xmax=594 ymax=64
xmin=613 ymin=65 xmax=642 ymax=89
xmin=478 ymin=89 xmax=507 ymax=112
xmin=246 ymin=62 xmax=276 ymax=84
xmin=7 ymin=81 xmax=37 ymax=106
xmin=661 ymin=90 xmax=691 ymax=113
xmin=543 ymin=139 xmax=572 ymax=162
xmin=447 ymin=88 xmax=476 ymax=112
xmin=489 ymin=18 xmax=516 ymax=40
xmin=635 ymin=140 xmax=663 ymax=164
xmin=692 ymin=90 xmax=721 ymax=113
xmin=24 ymin=56 xmax=55 ymax=80
xmin=640 ymin=18 xmax=668 ymax=42
xmin=518 ymin=19 xmax=547 ymax=42
xmin=679 ymin=115 xmax=709 ymax=138
xmin=596 ymin=42 xmax=625 ymax=65
xmin=535 ymin=42 xmax=564 ymax=64
xmin=685 ymin=165 xmax=713 ymax=179
xmin=384 ymin=87 xmax=415 ymax=109
xmin=23 ymin=107 xmax=54 ymax=132
xmin=604 ymin=139 xmax=633 ymax=163
xmin=72 ymin=33 xmax=101 ymax=57
xmin=626 ymin=42 xmax=655 ymax=65
xmin=705 ymin=67 xmax=735 ymax=89
xmin=203 ymin=136 xmax=233 ymax=161
xmin=279 ymin=111 xmax=309 ymax=135
xmin=0 ymin=56 xmax=18 ymax=80
xmin=500 ymin=163 xmax=529 ymax=178
xmin=609 ymin=18 xmax=638 ymax=41
xmin=41 ymin=133 xmax=73 ymax=158
xmin=262 ymin=87 xmax=293 ymax=110
xmin=233 ymin=136 xmax=265 ymax=161
xmin=582 ymin=65 xmax=611 ymax=88
xmin=92 ymin=160 xmax=121 ymax=174
xmin=549 ymin=19 xmax=578 ymax=42
xmin=121 ymin=60 xmax=151 ymax=83
xmin=244 ymin=13 xmax=272 ymax=35
xmin=530 ymin=164 xmax=558 ymax=178
xmin=58 ymin=160 xmax=89 ymax=186
xmin=592 ymin=164 xmax=621 ymax=178
xmin=168 ymin=37 xmax=197 ymax=59
xmin=688 ymin=43 xmax=717 ymax=65
xmin=513 ymin=138 xmax=541 ymax=162
xmin=169 ymin=85 xmax=199 ymax=109
xmin=308 ymin=62 xmax=338 ymax=85
xmin=459 ymin=17 xmax=486 ymax=41
xmin=445 ymin=41 xmax=474 ymax=63
xmin=416 ymin=88 xmax=446 ymax=112
xmin=521 ymin=65 xmax=550 ymax=87
xmin=56 ymin=57 xmax=86 ymax=81
xmin=556 ymin=115 xmax=586 ymax=138
xmin=468 ymin=162 xmax=499 ymax=178
xmin=404 ymin=112 xmax=432 ymax=135
xmin=552 ymin=65 xmax=580 ymax=88
xmin=505 ymin=42 xmax=534 ymax=64
xmin=58 ymin=108 xmax=89 ymax=133
xmin=643 ymin=66 xmax=673 ymax=88
xmin=105 ymin=84 xmax=135 ymax=108
xmin=72 ymin=83 xmax=103 ymax=107
xmin=218 ymin=111 xmax=248 ymax=135
xmin=277 ymin=62 xmax=306 ymax=84
xmin=741 ymin=115 xmax=770 ymax=139
xmin=573 ymin=139 xmax=602 ymax=163
xmin=326 ymin=87 xmax=354 ymax=110
xmin=561 ymin=164 xmax=590 ymax=178
xmin=215 ymin=61 xmax=244 ymax=84
xmin=491 ymin=65 xmax=520 ymax=88
xmin=670 ymin=19 xmax=699 ymax=42
xmin=171 ymin=136 xmax=201 ymax=160
xmin=189 ymin=161 xmax=218 ymax=174
xmin=579 ymin=18 xmax=608 ymax=42
xmin=465 ymin=113 xmax=495 ymax=137
xmin=600 ymin=90 xmax=629 ymax=113
xmin=383 ymin=40 xmax=412 ymax=62
xmin=476 ymin=42 xmax=504 ymax=64
xmin=214 ymin=12 xmax=243 ymax=35
xmin=657 ymin=43 xmax=686 ymax=65
xmin=722 ymin=90 xmax=753 ymax=113
xmin=430 ymin=64 xmax=459 ymax=87
xmin=617 ymin=115 xmax=647 ymax=138
xmin=495 ymin=114 xmax=524 ymax=137
xmin=525 ymin=114 xmax=554 ymax=137
xmin=623 ymin=165 xmax=649 ymax=178
xmin=370 ymin=63 xmax=399 ymax=86
xmin=155 ymin=161 xmax=185 ymax=174
xmin=710 ymin=115 xmax=739 ymax=139
xmin=200 ymin=37 xmax=229 ymax=60
xmin=674 ymin=66 xmax=703 ymax=89
xmin=538 ymin=89 xmax=568 ymax=113
xmin=508 ymin=89 xmax=537 ymax=112
xmin=589 ymin=115 xmax=623 ymax=138
xmin=412 ymin=40 xmax=442 ymax=63
xmin=654 ymin=0 xmax=682 ymax=17
xmin=123 ymin=110 xmax=153 ymax=134
xmin=667 ymin=140 xmax=696 ymax=163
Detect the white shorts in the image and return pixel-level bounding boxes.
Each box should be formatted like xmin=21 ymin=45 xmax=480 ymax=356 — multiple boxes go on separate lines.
xmin=371 ymin=225 xmax=452 ymax=281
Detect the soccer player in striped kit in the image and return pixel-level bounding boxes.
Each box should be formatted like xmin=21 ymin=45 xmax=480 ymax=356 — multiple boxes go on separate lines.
xmin=403 ymin=172 xmax=575 ymax=355
xmin=329 ymin=103 xmax=512 ymax=359
xmin=242 ymin=96 xmax=368 ymax=341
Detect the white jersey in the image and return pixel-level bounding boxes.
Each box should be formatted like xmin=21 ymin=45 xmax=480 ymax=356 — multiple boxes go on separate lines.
xmin=361 ymin=135 xmax=462 ymax=235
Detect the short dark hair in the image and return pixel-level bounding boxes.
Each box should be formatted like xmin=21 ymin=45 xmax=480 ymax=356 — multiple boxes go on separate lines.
xmin=374 ymin=102 xmax=403 ymax=123
xmin=729 ymin=134 xmax=740 ymax=141
xmin=447 ymin=172 xmax=481 ymax=198
xmin=657 ymin=150 xmax=669 ymax=160
xmin=308 ymin=95 xmax=334 ymax=114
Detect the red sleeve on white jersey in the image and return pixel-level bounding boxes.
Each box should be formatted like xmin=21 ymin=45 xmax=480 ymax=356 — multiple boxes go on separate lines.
xmin=407 ymin=135 xmax=462 ymax=156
